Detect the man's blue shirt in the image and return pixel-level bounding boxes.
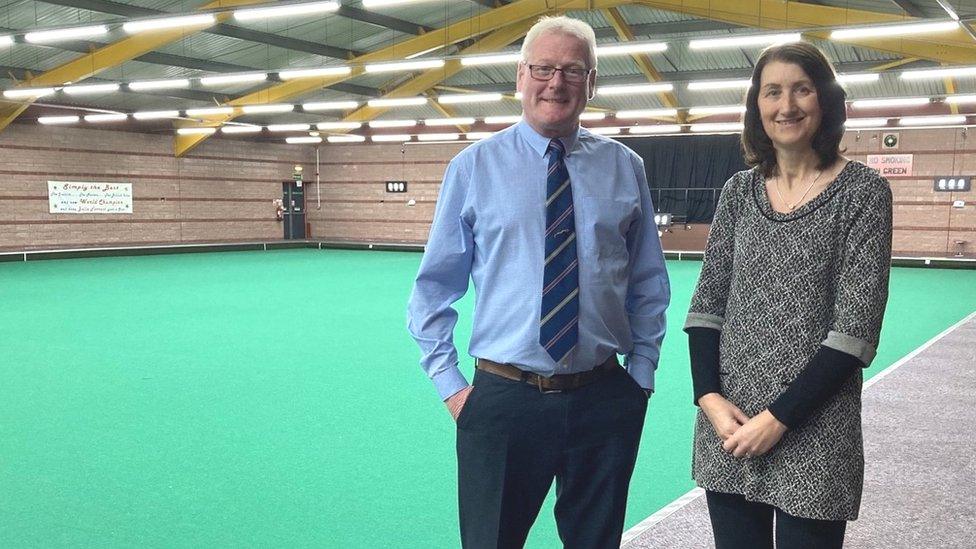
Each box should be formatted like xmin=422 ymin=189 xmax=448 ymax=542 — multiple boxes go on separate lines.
xmin=408 ymin=120 xmax=670 ymax=400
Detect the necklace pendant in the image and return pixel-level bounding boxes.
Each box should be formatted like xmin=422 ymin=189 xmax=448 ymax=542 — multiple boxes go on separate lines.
xmin=788 ymin=203 xmax=796 ymax=211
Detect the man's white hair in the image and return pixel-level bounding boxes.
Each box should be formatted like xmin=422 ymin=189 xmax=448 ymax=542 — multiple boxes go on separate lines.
xmin=520 ymin=15 xmax=598 ymax=69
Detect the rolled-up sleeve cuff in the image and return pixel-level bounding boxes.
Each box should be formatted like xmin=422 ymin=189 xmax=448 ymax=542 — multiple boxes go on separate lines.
xmin=823 ymin=330 xmax=876 ymax=366
xmin=625 ymin=354 xmax=656 ymax=392
xmin=684 ymin=312 xmax=725 ymax=332
xmin=431 ymin=365 xmax=470 ymax=401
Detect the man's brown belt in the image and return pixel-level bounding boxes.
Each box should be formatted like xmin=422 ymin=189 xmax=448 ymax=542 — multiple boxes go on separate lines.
xmin=475 ymin=355 xmax=619 ymax=393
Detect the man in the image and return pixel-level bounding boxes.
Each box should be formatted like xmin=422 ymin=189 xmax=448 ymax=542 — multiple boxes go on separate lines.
xmin=407 ymin=15 xmax=669 ymax=549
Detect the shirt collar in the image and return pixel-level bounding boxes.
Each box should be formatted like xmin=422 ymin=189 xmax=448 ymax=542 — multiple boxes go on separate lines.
xmin=515 ymin=119 xmax=581 ymax=158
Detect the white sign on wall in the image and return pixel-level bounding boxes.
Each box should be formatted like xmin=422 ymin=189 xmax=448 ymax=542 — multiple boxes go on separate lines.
xmin=48 ymin=181 xmax=133 ymax=214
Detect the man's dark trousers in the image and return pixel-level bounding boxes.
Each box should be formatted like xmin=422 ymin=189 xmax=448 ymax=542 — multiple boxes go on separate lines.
xmin=456 ymin=363 xmax=648 ymax=549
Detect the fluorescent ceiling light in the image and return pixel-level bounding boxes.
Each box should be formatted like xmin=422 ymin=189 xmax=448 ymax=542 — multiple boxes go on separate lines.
xmin=597 ymin=83 xmax=673 ymax=96
xmin=899 ymin=115 xmax=967 ymax=126
xmin=25 ymin=25 xmax=107 ymax=43
xmin=836 ymin=73 xmax=879 ymax=84
xmin=84 ymin=113 xmax=127 ymax=123
xmin=199 ymin=73 xmax=268 ymax=86
xmin=629 ymin=125 xmax=683 ymax=134
xmin=372 ymin=134 xmax=412 ymax=142
xmin=901 ymin=66 xmax=976 ymax=80
xmin=405 ymin=44 xmax=446 ymax=60
xmin=417 ymin=133 xmax=459 ymax=141
xmin=425 ymin=117 xmax=476 ymax=126
xmin=437 ymin=93 xmax=503 ymax=104
xmin=616 ymin=109 xmax=678 ymax=119
xmin=689 ymin=33 xmax=801 ymax=50
xmin=688 ymin=105 xmax=746 ymax=115
xmin=286 ymin=136 xmax=324 ymax=144
xmin=691 ymin=122 xmax=744 ymax=132
xmin=364 ymin=59 xmax=444 ymax=73
xmin=317 ymin=121 xmax=362 ymax=130
xmin=267 ymin=123 xmax=311 ymax=132
xmin=589 ymin=127 xmax=622 ymax=135
xmin=844 ymin=118 xmax=890 ymax=128
xmin=514 ymin=92 xmax=523 ymax=100
xmin=466 ymin=132 xmax=494 ymax=140
xmin=186 ymin=107 xmax=234 ymax=116
xmin=367 ymin=97 xmax=427 ymax=108
xmin=483 ymin=115 xmax=521 ymax=124
xmin=327 ymin=134 xmax=366 ymax=143
xmin=124 ymin=14 xmax=215 ymax=34
xmin=304 ymin=100 xmax=359 ymax=111
xmin=235 ymin=1 xmax=339 ymax=21
xmin=850 ymin=97 xmax=930 ymax=109
xmin=368 ymin=119 xmax=417 ymax=128
xmin=38 ymin=116 xmax=80 ymax=125
xmin=240 ymin=104 xmax=294 ymax=114
xmin=687 ymin=79 xmax=751 ymax=91
xmin=460 ymin=53 xmax=521 ymax=66
xmin=221 ymin=125 xmax=263 ymax=133
xmin=947 ymin=95 xmax=976 ymax=105
xmin=4 ymin=87 xmax=57 ymax=98
xmin=63 ymin=83 xmax=120 ymax=95
xmin=176 ymin=127 xmax=217 ymax=135
xmin=596 ymin=42 xmax=667 ymax=56
xmin=133 ymin=110 xmax=180 ymax=120
xmin=831 ymin=21 xmax=958 ymax=40
xmin=579 ymin=112 xmax=607 ymax=121
xmin=129 ymin=79 xmax=190 ymax=91
xmin=0 ymin=36 xmax=12 ymax=46
xmin=279 ymin=66 xmax=351 ymax=79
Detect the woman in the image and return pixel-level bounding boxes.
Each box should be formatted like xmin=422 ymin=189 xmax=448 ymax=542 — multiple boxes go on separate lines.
xmin=685 ymin=42 xmax=892 ymax=549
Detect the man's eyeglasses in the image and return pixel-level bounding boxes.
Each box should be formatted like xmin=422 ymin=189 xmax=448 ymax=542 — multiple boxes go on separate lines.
xmin=525 ymin=64 xmax=592 ymax=83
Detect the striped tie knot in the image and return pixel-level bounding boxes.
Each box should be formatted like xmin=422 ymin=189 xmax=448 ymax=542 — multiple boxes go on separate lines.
xmin=548 ymin=138 xmax=565 ymax=158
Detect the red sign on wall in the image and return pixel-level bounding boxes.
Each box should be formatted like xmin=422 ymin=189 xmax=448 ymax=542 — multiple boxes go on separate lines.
xmin=867 ymin=154 xmax=914 ymax=176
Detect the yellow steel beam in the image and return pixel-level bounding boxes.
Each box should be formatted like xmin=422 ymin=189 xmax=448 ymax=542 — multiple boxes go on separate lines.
xmin=870 ymin=57 xmax=920 ymax=72
xmin=0 ymin=0 xmax=265 ymax=132
xmin=174 ymin=0 xmax=634 ymax=155
xmin=602 ymin=7 xmax=678 ymax=108
xmin=944 ymin=74 xmax=958 ymax=114
xmin=636 ymin=0 xmax=976 ymax=64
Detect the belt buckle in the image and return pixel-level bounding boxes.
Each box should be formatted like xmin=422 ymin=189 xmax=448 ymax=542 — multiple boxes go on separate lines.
xmin=536 ymin=376 xmax=562 ymax=394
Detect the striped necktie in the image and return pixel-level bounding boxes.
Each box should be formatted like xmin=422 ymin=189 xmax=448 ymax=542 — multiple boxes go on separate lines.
xmin=540 ymin=138 xmax=579 ymax=363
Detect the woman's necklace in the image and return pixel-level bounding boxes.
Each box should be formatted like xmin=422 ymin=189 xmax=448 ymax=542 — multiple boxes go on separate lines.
xmin=773 ymin=168 xmax=823 ymax=211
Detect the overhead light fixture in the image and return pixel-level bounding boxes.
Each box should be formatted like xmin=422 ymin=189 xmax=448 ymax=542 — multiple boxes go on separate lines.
xmin=123 ymin=14 xmax=215 ymax=34
xmin=186 ymin=107 xmax=234 ymax=116
xmin=267 ymin=123 xmax=311 ymax=132
xmin=844 ymin=118 xmax=890 ymax=128
xmin=63 ymin=83 xmax=120 ymax=95
xmin=38 ymin=116 xmax=80 ymax=125
xmin=425 ymin=117 xmax=476 ymax=126
xmin=947 ymin=95 xmax=976 ymax=105
xmin=901 ymin=66 xmax=976 ymax=80
xmin=596 ymin=42 xmax=668 ymax=56
xmin=899 ymin=115 xmax=967 ymax=126
xmin=836 ymin=73 xmax=880 ymax=84
xmin=0 ymin=36 xmax=12 ymax=46
xmin=303 ymin=100 xmax=359 ymax=111
xmin=483 ymin=115 xmax=521 ymax=125
xmin=372 ymin=134 xmax=412 ymax=142
xmin=691 ymin=122 xmax=744 ymax=132
xmin=687 ymin=79 xmax=752 ymax=91
xmin=286 ymin=136 xmax=324 ymax=144
xmin=84 ymin=113 xmax=127 ymax=123
xmin=851 ymin=97 xmax=930 ymax=109
xmin=235 ymin=1 xmax=339 ymax=21
xmin=597 ymin=83 xmax=673 ymax=96
xmin=417 ymin=133 xmax=460 ymax=141
xmin=317 ymin=121 xmax=362 ymax=130
xmin=460 ymin=52 xmax=521 ymax=66
xmin=133 ymin=110 xmax=180 ymax=120
xmin=327 ymin=134 xmax=366 ymax=143
xmin=25 ymin=24 xmax=108 ymax=43
xmin=221 ymin=125 xmax=263 ymax=133
xmin=466 ymin=132 xmax=494 ymax=140
xmin=831 ymin=21 xmax=958 ymax=40
xmin=199 ymin=73 xmax=268 ymax=86
xmin=176 ymin=127 xmax=217 ymax=135
xmin=689 ymin=33 xmax=801 ymax=50
xmin=616 ymin=109 xmax=678 ymax=119
xmin=279 ymin=66 xmax=351 ymax=80
xmin=437 ymin=93 xmax=503 ymax=104
xmin=688 ymin=105 xmax=746 ymax=115
xmin=364 ymin=59 xmax=445 ymax=73
xmin=129 ymin=78 xmax=190 ymax=91
xmin=241 ymin=104 xmax=294 ymax=114
xmin=3 ymin=87 xmax=57 ymax=99
xmin=629 ymin=124 xmax=683 ymax=134
xmin=579 ymin=112 xmax=607 ymax=121
xmin=589 ymin=127 xmax=622 ymax=135
xmin=368 ymin=119 xmax=417 ymax=128
xmin=367 ymin=97 xmax=427 ymax=108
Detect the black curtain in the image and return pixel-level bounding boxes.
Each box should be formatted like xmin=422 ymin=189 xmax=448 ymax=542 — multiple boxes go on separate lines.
xmin=624 ymin=134 xmax=748 ymax=223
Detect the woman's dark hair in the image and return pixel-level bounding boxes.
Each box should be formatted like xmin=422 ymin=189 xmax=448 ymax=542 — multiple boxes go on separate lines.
xmin=741 ymin=42 xmax=847 ymax=177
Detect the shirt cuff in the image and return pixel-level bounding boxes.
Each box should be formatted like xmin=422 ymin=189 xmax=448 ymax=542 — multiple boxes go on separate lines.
xmin=431 ymin=365 xmax=470 ymax=401
xmin=684 ymin=312 xmax=725 ymax=332
xmin=625 ymin=354 xmax=656 ymax=392
xmin=823 ymin=330 xmax=876 ymax=366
